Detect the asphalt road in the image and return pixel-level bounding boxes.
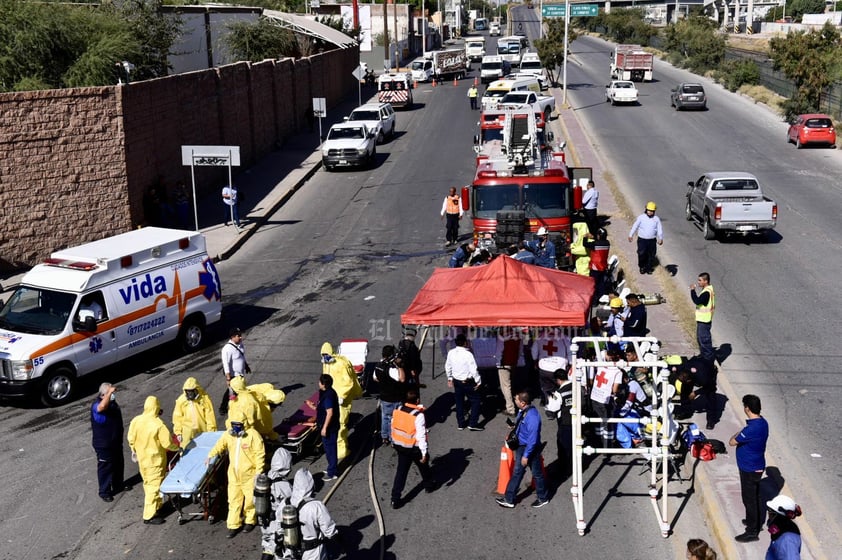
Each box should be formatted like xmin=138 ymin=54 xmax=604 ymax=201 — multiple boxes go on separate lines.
xmin=566 ymin=32 xmax=842 ymax=553
xmin=0 ymin=20 xmax=715 ymax=560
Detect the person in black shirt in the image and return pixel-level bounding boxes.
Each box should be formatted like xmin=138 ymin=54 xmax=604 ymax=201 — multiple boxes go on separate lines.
xmin=624 ymin=294 xmax=648 ymax=337
xmin=374 ymin=346 xmax=407 ymax=446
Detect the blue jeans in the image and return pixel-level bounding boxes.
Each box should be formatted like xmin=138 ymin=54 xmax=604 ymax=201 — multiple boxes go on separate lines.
xmin=224 ymin=203 xmax=240 ymax=226
xmin=696 ymin=321 xmax=715 ymax=362
xmin=380 ymin=400 xmax=401 ymax=440
xmin=453 ymin=379 xmax=481 ymax=428
xmin=505 ymin=444 xmax=548 ymax=504
xmin=322 ymin=431 xmax=338 ymax=477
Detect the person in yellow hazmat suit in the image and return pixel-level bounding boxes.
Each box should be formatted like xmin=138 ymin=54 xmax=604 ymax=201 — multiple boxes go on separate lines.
xmin=207 ymin=409 xmax=266 ymax=538
xmin=127 ymin=395 xmax=180 ymax=524
xmin=248 ymin=382 xmax=286 ymax=440
xmin=172 ymin=377 xmax=217 ymax=448
xmin=571 ymin=221 xmax=591 ymax=276
xmin=320 ymin=342 xmax=363 ymax=461
xmin=226 ymin=376 xmax=260 ymax=431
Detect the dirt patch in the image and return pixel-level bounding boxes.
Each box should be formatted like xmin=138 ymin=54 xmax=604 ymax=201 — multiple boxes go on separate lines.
xmin=738 ymin=84 xmax=786 ymax=115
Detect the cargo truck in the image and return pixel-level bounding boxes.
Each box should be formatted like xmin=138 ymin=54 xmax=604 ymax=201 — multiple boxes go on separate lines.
xmin=609 ymin=45 xmax=654 ymax=82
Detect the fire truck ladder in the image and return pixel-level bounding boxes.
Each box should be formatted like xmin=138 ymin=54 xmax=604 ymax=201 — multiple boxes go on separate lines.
xmin=503 ymin=110 xmax=538 ymax=170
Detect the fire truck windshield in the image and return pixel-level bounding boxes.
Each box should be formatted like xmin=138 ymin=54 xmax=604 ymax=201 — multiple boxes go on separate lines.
xmin=474 ymin=182 xmax=569 ymax=219
xmin=481 ymin=128 xmax=503 ymax=143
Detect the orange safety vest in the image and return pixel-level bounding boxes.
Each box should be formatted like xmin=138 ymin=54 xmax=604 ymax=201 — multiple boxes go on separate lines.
xmin=445 ymin=194 xmax=460 ymax=215
xmin=391 ymin=403 xmax=424 ymax=448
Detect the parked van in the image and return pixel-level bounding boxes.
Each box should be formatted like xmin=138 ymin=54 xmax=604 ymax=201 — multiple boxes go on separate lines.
xmin=481 ymin=76 xmax=541 ymax=109
xmin=480 ymin=55 xmax=511 ymax=84
xmin=0 ymin=228 xmax=223 ymax=406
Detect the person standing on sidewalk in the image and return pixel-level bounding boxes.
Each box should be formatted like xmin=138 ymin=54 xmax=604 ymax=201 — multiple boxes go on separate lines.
xmin=496 ymin=391 xmax=549 ymax=509
xmin=628 ymin=201 xmax=663 ymax=275
xmin=390 ymin=389 xmax=436 ymax=508
xmin=690 ymin=272 xmax=716 ymax=364
xmin=445 ymin=334 xmax=483 ymax=431
xmin=729 ymin=394 xmax=769 ymax=543
xmin=222 ymin=184 xmax=241 ymax=228
xmin=467 ymin=84 xmax=479 ymax=110
xmin=440 ymin=187 xmax=463 ymax=247
xmin=582 ymin=180 xmax=599 ymax=234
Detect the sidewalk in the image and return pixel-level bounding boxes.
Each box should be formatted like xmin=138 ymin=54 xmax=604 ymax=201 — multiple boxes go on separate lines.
xmin=553 ymin=94 xmax=819 ymax=559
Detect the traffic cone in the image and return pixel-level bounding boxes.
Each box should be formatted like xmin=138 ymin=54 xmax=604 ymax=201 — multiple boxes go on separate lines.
xmin=473 ymin=77 xmax=478 ymax=87
xmin=453 ymin=76 xmax=458 ymax=86
xmin=432 ymin=77 xmax=437 ymax=87
xmin=413 ymin=79 xmax=418 ymax=89
xmin=497 ymin=445 xmax=514 ymax=494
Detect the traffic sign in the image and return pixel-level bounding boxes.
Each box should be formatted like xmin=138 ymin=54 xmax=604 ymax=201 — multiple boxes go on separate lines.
xmin=541 ymin=3 xmax=599 ymax=17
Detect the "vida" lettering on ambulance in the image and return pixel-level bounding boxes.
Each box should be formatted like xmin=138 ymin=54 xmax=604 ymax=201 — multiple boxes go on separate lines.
xmin=119 ymin=274 xmax=169 ymax=304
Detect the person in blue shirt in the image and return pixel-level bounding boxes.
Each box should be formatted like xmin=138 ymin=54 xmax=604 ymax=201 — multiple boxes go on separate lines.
xmin=765 ymin=494 xmax=802 ymax=560
xmin=526 ymin=227 xmax=556 ymax=269
xmin=511 ymin=241 xmax=536 ymax=265
xmin=448 ymin=241 xmax=476 ymax=268
xmin=90 ymin=383 xmax=126 ymax=502
xmin=496 ymin=391 xmax=549 ymax=509
xmin=729 ymin=394 xmax=769 ymax=543
xmin=627 ymin=201 xmax=663 ymax=275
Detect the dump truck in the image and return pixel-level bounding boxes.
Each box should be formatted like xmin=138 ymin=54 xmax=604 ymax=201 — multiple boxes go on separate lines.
xmin=610 ymin=45 xmax=654 ymax=82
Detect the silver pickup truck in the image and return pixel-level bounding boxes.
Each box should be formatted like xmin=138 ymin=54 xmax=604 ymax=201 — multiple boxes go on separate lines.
xmin=685 ymin=171 xmax=778 ymax=240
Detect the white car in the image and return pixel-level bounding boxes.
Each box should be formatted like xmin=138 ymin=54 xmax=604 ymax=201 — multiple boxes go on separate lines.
xmin=345 ymin=102 xmax=396 ymax=144
xmin=321 ymin=122 xmax=377 ymax=171
xmin=605 ymin=80 xmax=639 ymax=105
xmin=489 ymin=23 xmax=501 ymax=36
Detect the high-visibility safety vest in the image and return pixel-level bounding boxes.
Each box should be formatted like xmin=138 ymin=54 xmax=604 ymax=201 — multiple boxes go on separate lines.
xmin=695 ymin=285 xmax=715 ymax=323
xmin=391 ymin=403 xmax=424 ymax=448
xmin=445 ymin=195 xmax=460 ymax=214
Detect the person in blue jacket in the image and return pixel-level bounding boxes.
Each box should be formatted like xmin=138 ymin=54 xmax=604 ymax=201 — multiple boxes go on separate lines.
xmin=448 ymin=241 xmax=476 ymax=268
xmin=496 ymin=391 xmax=549 ymax=509
xmin=526 ymin=227 xmax=556 ymax=269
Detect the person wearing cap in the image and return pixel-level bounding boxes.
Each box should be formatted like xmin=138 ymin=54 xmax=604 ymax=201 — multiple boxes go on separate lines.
xmin=623 ymin=294 xmax=648 ymax=337
xmin=628 ymin=201 xmax=663 ymax=275
xmin=604 ymin=297 xmax=628 ymax=352
xmin=220 ymin=327 xmax=250 ymax=415
xmin=765 ymin=494 xmax=802 ymax=559
xmin=526 ymin=227 xmax=556 ymax=269
xmin=729 ymin=394 xmax=769 ymax=543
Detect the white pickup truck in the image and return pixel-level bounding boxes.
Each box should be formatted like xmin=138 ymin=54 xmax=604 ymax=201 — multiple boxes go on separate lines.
xmin=685 ymin=171 xmax=778 ymax=240
xmin=605 ymin=80 xmax=639 ymax=105
xmin=497 ymin=90 xmax=555 ymax=122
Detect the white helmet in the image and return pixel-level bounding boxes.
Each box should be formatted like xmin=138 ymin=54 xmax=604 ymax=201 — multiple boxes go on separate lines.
xmin=766 ymin=494 xmax=798 ymax=515
xmin=536 ymin=226 xmax=548 ymax=236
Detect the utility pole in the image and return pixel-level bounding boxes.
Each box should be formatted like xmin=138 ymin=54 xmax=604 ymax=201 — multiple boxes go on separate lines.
xmin=394 ymin=0 xmax=399 ymax=69
xmin=384 ymin=1 xmax=390 ymax=70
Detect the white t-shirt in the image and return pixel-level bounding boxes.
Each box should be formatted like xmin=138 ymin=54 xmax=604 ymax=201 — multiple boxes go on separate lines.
xmin=590 ymin=366 xmax=621 ymax=404
xmin=221 ymin=185 xmax=237 ymax=206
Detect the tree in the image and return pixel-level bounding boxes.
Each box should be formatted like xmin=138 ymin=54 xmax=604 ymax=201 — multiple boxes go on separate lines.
xmin=788 ymin=0 xmax=826 ymax=22
xmin=533 ymin=18 xmax=577 ymax=87
xmin=226 ymin=17 xmax=299 ymax=61
xmin=770 ymin=21 xmax=842 ymax=118
xmin=662 ymin=16 xmax=726 ymax=73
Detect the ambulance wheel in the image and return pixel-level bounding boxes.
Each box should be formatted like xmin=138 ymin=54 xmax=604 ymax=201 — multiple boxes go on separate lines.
xmin=41 ymin=366 xmax=75 ymax=407
xmin=179 ymin=318 xmax=205 ymax=353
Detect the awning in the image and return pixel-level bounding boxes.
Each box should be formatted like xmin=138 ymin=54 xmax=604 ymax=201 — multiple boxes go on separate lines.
xmin=263 ymin=10 xmax=357 ymax=49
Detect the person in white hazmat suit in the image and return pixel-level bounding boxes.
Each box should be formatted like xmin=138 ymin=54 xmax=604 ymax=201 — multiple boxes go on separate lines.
xmin=260 ymin=448 xmax=293 ymax=560
xmin=290 ymin=468 xmax=338 ymax=560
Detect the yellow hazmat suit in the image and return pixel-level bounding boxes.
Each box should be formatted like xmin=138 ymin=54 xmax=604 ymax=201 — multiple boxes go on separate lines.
xmin=571 ymin=222 xmax=591 ymax=276
xmin=320 ymin=342 xmax=363 ymax=461
xmin=208 ymin=410 xmax=266 ymax=530
xmin=226 ymin=376 xmax=260 ymax=431
xmin=172 ymin=377 xmax=217 ymax=448
xmin=248 ymin=382 xmax=286 ymax=440
xmin=127 ymin=396 xmax=180 ymax=521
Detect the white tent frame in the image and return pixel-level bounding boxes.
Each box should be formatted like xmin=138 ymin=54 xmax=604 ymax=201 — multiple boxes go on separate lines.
xmin=569 ymin=336 xmax=676 ymax=538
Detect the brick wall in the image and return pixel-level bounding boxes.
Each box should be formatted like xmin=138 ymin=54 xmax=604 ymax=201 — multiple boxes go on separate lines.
xmin=0 ymin=47 xmax=358 ymax=271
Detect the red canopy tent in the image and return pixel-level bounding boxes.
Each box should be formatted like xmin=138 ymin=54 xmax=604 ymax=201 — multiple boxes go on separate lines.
xmin=400 ymin=256 xmax=595 ymax=327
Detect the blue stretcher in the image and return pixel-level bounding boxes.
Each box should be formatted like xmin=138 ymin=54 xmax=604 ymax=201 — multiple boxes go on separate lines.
xmin=160 ymin=430 xmax=227 ymax=524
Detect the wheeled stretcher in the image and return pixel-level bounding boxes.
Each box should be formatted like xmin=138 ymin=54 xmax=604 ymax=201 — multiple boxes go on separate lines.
xmin=159 ymin=431 xmax=227 ymax=524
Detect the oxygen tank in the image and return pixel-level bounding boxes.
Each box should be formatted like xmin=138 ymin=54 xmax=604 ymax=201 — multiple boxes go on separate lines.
xmin=281 ymin=502 xmax=302 ymax=552
xmin=253 ymin=473 xmax=271 ymax=523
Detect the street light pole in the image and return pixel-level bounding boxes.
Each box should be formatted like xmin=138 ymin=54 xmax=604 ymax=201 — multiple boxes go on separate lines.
xmin=562 ymin=0 xmax=570 ymax=105
xmin=539 ymin=0 xmax=543 ymax=39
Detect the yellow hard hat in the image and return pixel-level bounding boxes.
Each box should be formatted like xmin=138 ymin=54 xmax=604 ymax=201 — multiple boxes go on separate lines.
xmin=646 ymin=201 xmax=657 ymax=211
xmin=609 ymin=297 xmax=623 ymax=308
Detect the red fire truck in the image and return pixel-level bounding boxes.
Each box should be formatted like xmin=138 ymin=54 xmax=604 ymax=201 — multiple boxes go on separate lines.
xmin=474 ymin=109 xmax=550 ymax=166
xmin=462 ymin=109 xmax=591 ymax=269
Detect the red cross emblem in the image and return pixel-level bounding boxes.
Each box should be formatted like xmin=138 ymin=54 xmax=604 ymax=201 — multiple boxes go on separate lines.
xmin=595 ymin=369 xmax=609 ymax=388
xmin=542 ymin=340 xmax=558 ymax=355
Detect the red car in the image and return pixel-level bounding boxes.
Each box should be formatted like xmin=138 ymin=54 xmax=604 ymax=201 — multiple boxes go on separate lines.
xmin=787 ymin=113 xmax=836 ymax=148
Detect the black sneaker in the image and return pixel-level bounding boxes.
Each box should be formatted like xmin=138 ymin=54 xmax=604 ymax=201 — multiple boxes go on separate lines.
xmin=100 ymin=495 xmax=114 ymax=503
xmin=227 ymin=528 xmax=239 ymax=538
xmin=495 ymin=497 xmax=515 ymax=508
xmin=735 ymin=532 xmax=759 ymax=543
xmin=531 ymin=499 xmax=549 ymax=508
xmin=390 ymin=498 xmax=401 ymax=509
xmin=467 ymin=426 xmax=484 ymax=431
xmin=457 ymin=426 xmax=465 ymax=431
xmin=242 ymin=523 xmax=255 ymax=533
xmin=143 ymin=517 xmax=165 ymax=525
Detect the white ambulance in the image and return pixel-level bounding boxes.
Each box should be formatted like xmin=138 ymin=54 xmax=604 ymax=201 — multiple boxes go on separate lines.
xmin=0 ymin=228 xmax=223 ymax=406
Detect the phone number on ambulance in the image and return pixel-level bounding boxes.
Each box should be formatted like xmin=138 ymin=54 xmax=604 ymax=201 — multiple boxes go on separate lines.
xmin=126 ymin=316 xmax=166 ymax=335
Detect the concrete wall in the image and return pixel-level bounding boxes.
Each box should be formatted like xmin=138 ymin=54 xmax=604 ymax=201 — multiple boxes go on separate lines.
xmin=0 ymin=47 xmax=358 ymax=271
